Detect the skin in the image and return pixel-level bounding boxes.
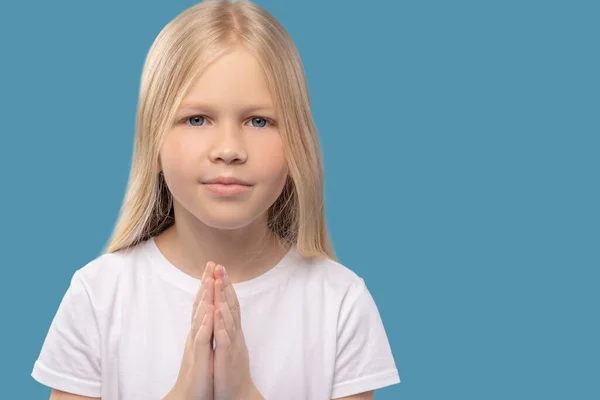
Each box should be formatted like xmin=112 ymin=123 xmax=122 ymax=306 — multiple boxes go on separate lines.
xmin=49 ymin=388 xmax=373 ymax=400
xmin=49 ymin=45 xmax=375 ymax=400
xmin=155 ymin=44 xmax=290 ymax=287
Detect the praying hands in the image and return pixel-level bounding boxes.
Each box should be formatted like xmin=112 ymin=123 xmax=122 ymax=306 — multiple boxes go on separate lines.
xmin=165 ymin=262 xmax=263 ymax=400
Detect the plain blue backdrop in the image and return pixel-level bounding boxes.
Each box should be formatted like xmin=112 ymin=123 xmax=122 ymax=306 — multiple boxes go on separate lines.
xmin=1 ymin=0 xmax=598 ymax=399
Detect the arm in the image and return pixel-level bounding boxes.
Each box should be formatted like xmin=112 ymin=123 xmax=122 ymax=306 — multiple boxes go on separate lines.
xmin=50 ymin=389 xmax=100 ymax=400
xmin=334 ymin=390 xmax=374 ymax=400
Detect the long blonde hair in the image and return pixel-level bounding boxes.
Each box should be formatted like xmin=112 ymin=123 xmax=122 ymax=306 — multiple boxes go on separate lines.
xmin=103 ymin=0 xmax=335 ymax=260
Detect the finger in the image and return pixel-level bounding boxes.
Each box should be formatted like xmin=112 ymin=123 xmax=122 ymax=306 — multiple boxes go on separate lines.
xmin=213 ymin=307 xmax=232 ymax=349
xmin=191 ymin=263 xmax=207 ymax=324
xmin=215 ymin=277 xmax=236 ymax=339
xmin=191 ymin=261 xmax=215 ymax=323
xmin=220 ymin=265 xmax=242 ymax=326
xmin=191 ymin=276 xmax=214 ymax=339
xmin=195 ymin=304 xmax=214 ymax=347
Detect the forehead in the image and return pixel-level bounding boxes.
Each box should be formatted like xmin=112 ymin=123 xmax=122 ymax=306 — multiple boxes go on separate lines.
xmin=180 ymin=48 xmax=274 ymax=110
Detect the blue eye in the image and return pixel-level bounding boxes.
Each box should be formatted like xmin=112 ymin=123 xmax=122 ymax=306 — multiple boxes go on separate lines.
xmin=183 ymin=115 xmax=274 ymax=128
xmin=187 ymin=116 xmax=205 ymax=126
xmin=250 ymin=117 xmax=270 ymax=128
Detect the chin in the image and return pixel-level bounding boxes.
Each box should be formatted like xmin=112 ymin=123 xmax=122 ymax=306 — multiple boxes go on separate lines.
xmin=194 ymin=209 xmax=263 ymax=231
xmin=202 ymin=219 xmax=254 ymax=230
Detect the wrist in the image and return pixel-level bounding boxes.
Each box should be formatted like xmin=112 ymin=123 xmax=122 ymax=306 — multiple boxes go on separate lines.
xmin=162 ymin=389 xmax=180 ymax=400
xmin=163 ymin=382 xmax=186 ymax=400
xmin=243 ymin=382 xmax=264 ymax=400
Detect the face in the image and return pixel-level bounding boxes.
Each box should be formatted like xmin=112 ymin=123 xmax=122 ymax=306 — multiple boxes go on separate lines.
xmin=158 ymin=47 xmax=288 ymax=230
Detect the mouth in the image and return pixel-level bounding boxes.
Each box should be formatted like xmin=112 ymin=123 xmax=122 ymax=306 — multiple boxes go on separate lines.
xmin=203 ymin=176 xmax=252 ymax=185
xmin=202 ymin=183 xmax=252 ymax=196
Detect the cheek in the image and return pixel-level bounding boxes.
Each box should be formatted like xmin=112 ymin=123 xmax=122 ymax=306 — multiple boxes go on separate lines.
xmin=158 ymin=139 xmax=201 ymax=202
xmin=160 ymin=132 xmax=201 ymax=176
xmin=254 ymin=135 xmax=288 ymax=178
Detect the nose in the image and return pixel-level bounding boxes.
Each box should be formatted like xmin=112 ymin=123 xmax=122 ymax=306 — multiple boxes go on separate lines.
xmin=208 ymin=121 xmax=248 ymax=164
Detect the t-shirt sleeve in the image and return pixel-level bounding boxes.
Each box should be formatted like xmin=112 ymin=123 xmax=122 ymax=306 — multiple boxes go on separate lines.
xmin=31 ymin=269 xmax=102 ymax=397
xmin=330 ymin=278 xmax=400 ymax=399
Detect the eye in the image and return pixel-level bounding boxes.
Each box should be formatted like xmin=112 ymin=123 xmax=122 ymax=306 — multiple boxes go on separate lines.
xmin=248 ymin=116 xmax=273 ymax=128
xmin=186 ymin=116 xmax=206 ymax=127
xmin=182 ymin=115 xmax=274 ymax=128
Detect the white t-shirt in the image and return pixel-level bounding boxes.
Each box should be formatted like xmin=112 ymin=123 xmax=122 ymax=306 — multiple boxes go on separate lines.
xmin=31 ymin=237 xmax=400 ymax=399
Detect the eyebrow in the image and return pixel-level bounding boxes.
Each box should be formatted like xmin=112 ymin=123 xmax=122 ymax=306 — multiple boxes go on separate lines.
xmin=177 ymin=102 xmax=275 ymax=115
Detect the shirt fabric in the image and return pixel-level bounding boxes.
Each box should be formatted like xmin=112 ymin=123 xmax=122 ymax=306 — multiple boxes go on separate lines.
xmin=31 ymin=237 xmax=400 ymax=399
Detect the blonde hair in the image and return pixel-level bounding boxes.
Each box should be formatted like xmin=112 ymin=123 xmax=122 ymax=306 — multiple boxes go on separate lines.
xmin=103 ymin=0 xmax=335 ymax=261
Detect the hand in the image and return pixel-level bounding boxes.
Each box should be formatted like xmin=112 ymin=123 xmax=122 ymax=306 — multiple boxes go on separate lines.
xmin=167 ymin=262 xmax=216 ymax=400
xmin=212 ymin=264 xmax=262 ymax=400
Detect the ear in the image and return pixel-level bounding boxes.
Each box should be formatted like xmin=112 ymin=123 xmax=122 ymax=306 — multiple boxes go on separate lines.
xmin=157 ymin=157 xmax=162 ymax=174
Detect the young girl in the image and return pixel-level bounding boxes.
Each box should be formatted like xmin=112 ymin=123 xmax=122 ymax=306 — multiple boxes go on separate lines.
xmin=31 ymin=0 xmax=400 ymax=399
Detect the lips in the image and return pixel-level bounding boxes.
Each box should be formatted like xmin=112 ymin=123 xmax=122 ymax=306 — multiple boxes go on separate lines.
xmin=202 ymin=182 xmax=252 ymax=196
xmin=203 ymin=176 xmax=252 ymax=186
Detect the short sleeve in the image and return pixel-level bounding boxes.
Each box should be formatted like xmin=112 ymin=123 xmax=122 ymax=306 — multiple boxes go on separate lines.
xmin=31 ymin=270 xmax=102 ymax=397
xmin=330 ymin=278 xmax=400 ymax=399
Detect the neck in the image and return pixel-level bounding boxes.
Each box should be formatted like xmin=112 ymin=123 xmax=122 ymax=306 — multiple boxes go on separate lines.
xmin=154 ymin=202 xmax=290 ymax=284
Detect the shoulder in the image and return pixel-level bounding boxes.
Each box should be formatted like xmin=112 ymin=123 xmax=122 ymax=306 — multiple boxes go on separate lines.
xmin=292 ymin=250 xmax=366 ymax=299
xmin=71 ymin=239 xmax=153 ymax=307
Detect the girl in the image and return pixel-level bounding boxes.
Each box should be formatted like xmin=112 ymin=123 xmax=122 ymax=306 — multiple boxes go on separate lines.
xmin=31 ymin=0 xmax=400 ymax=399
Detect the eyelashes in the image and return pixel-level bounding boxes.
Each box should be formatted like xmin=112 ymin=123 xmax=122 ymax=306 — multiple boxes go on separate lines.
xmin=182 ymin=115 xmax=275 ymax=128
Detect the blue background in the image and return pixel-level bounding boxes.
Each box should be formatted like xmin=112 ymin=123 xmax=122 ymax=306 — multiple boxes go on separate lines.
xmin=1 ymin=0 xmax=598 ymax=399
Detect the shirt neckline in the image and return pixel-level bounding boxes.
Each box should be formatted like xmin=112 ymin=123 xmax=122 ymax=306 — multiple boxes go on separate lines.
xmin=145 ymin=236 xmax=299 ymax=297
